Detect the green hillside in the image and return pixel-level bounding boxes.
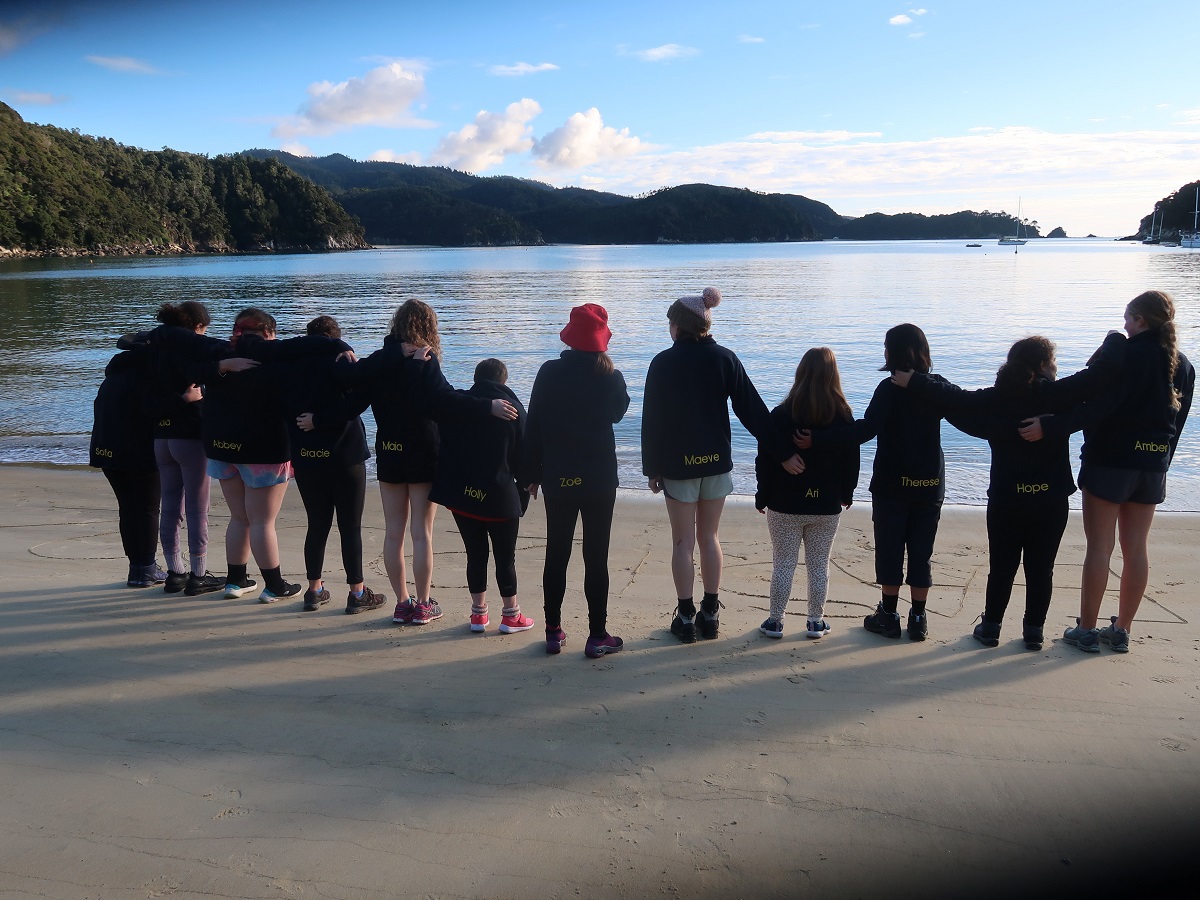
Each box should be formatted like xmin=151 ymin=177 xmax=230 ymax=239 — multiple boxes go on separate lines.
xmin=0 ymin=103 xmax=365 ymax=255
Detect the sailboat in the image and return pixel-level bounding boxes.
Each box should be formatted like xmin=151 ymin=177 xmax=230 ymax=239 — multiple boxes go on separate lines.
xmin=998 ymin=199 xmax=1027 ymax=246
xmin=1182 ymin=187 xmax=1200 ymax=249
xmin=1142 ymin=205 xmax=1161 ymax=244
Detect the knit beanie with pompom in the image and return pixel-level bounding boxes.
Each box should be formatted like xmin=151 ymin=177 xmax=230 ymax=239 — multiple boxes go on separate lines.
xmin=677 ymin=287 xmax=722 ymax=325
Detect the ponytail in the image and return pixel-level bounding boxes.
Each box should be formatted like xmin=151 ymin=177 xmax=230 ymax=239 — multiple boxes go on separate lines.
xmin=995 ymin=336 xmax=1055 ymax=398
xmin=1127 ymin=290 xmax=1181 ymax=410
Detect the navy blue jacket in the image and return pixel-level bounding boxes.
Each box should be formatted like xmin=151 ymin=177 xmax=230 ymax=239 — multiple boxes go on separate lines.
xmin=522 ymin=350 xmax=630 ymax=498
xmin=430 ymin=380 xmax=528 ymax=519
xmin=642 ymin=337 xmax=791 ymax=480
xmin=755 ymin=404 xmax=859 ymax=514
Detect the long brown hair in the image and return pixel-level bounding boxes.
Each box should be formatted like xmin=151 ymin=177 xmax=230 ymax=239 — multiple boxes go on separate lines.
xmin=389 ymin=298 xmax=441 ymax=361
xmin=1127 ymin=289 xmax=1181 ymax=410
xmin=785 ymin=347 xmax=852 ymax=427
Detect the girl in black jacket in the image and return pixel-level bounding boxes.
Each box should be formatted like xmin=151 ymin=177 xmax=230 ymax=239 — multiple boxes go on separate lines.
xmin=641 ymin=287 xmax=804 ymax=643
xmin=335 ymin=299 xmax=515 ymax=627
xmin=430 ymin=359 xmax=533 ymax=635
xmin=755 ymin=348 xmax=859 ymax=641
xmin=148 ymin=301 xmax=223 ymax=597
xmin=288 ymin=316 xmax=384 ymax=615
xmin=90 ymin=349 xmax=165 ymax=587
xmin=523 ymin=304 xmax=630 ymax=658
xmin=1046 ymin=291 xmax=1194 ymax=653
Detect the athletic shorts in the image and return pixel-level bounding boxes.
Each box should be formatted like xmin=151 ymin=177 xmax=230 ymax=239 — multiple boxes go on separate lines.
xmin=1078 ymin=464 xmax=1166 ymax=505
xmin=206 ymin=459 xmax=293 ymax=488
xmin=663 ymin=472 xmax=734 ymax=503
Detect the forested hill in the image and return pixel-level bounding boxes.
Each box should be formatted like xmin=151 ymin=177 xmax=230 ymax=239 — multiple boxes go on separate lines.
xmin=833 ymin=209 xmax=1043 ymax=240
xmin=243 ymin=150 xmax=846 ymax=246
xmin=0 ymin=103 xmax=366 ymax=256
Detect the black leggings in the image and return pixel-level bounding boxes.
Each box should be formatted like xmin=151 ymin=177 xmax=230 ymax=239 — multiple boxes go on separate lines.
xmin=451 ymin=512 xmax=519 ymax=598
xmin=984 ymin=497 xmax=1069 ymax=627
xmin=294 ymin=464 xmax=366 ymax=583
xmin=102 ymin=467 xmax=161 ymax=566
xmin=543 ymin=490 xmax=616 ymax=637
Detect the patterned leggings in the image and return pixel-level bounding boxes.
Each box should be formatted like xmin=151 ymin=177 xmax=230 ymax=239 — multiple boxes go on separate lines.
xmin=766 ymin=510 xmax=841 ymax=622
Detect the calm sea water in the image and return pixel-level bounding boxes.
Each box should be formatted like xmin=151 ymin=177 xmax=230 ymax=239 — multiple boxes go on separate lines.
xmin=3 ymin=240 xmax=1199 ymax=509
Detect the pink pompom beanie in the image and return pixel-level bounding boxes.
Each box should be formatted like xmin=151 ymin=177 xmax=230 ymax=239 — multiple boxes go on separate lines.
xmin=675 ymin=287 xmax=722 ymax=325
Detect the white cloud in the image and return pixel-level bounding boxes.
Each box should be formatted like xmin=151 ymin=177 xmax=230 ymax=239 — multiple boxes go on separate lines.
xmin=85 ymin=55 xmax=161 ymax=75
xmin=367 ymin=149 xmax=423 ymax=164
xmin=2 ymin=89 xmax=66 ymax=105
xmin=532 ymin=108 xmax=652 ymax=168
xmin=909 ymin=31 xmax=925 ymax=38
xmin=279 ymin=142 xmax=311 ymax=157
xmin=889 ymin=15 xmax=912 ymax=25
xmin=747 ymin=130 xmax=883 ymax=143
xmin=535 ymin=125 xmax=1200 ymax=236
xmin=489 ymin=61 xmax=558 ymax=76
xmin=909 ymin=7 xmax=928 ymax=14
xmin=738 ymin=35 xmax=765 ymax=44
xmin=633 ymin=43 xmax=699 ymax=62
xmin=429 ymin=98 xmax=541 ymax=172
xmin=0 ymin=11 xmax=55 ymax=56
xmin=1174 ymin=108 xmax=1200 ymax=125
xmin=273 ymin=61 xmax=432 ymax=139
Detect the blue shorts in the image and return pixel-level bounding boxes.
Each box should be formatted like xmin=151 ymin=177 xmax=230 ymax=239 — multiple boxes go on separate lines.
xmin=206 ymin=459 xmax=293 ymax=488
xmin=663 ymin=472 xmax=734 ymax=503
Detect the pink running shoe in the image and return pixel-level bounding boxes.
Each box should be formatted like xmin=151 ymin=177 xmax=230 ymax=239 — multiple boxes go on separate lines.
xmin=392 ymin=596 xmax=415 ymax=624
xmin=410 ymin=598 xmax=443 ymax=625
xmin=470 ymin=608 xmax=489 ymax=632
xmin=499 ymin=612 xmax=535 ymax=633
xmin=546 ymin=627 xmax=567 ymax=654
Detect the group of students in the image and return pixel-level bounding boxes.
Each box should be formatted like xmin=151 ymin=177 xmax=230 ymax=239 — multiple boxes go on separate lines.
xmin=91 ymin=286 xmax=1192 ymax=659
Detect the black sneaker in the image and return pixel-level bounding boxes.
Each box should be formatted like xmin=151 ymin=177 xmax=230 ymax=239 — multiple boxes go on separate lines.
xmin=907 ymin=610 xmax=928 ymax=641
xmin=185 ymin=571 xmax=224 ymax=596
xmin=973 ymin=617 xmax=1001 ymax=647
xmin=697 ymin=602 xmax=723 ymax=640
xmin=864 ymin=603 xmax=902 ymax=639
xmin=1022 ymin=622 xmax=1044 ymax=651
xmin=303 ymin=587 xmax=330 ymax=611
xmin=346 ymin=585 xmax=387 ymax=614
xmin=164 ymin=570 xmax=188 ymax=594
xmin=670 ymin=608 xmax=697 ymax=644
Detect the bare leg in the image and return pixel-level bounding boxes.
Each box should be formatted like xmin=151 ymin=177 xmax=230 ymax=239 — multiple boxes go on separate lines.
xmin=379 ymin=482 xmax=411 ymax=601
xmin=408 ymin=483 xmax=437 ymax=602
xmin=244 ymin=482 xmax=288 ymax=569
xmin=664 ymin=496 xmax=698 ymax=599
xmin=218 ymin=475 xmax=251 ymax=567
xmin=910 ymin=587 xmax=929 ymax=604
xmin=1115 ymin=501 xmax=1156 ymax=630
xmin=1080 ymin=489 xmax=1119 ymax=629
xmin=696 ymin=497 xmax=726 ymax=594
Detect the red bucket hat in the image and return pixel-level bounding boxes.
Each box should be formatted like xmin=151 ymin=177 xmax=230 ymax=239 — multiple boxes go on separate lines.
xmin=559 ymin=303 xmax=611 ymax=352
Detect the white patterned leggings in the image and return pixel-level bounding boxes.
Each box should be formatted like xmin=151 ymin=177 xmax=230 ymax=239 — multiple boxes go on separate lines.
xmin=766 ymin=509 xmax=841 ymax=622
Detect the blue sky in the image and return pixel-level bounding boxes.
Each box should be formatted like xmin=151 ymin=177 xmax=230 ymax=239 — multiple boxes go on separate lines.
xmin=2 ymin=0 xmax=1197 ymax=236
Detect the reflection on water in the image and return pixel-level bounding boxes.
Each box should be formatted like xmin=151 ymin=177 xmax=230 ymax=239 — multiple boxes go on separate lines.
xmin=3 ymin=240 xmax=1199 ymax=509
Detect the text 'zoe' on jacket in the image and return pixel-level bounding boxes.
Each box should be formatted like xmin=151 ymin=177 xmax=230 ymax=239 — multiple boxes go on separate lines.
xmin=522 ymin=349 xmax=630 ymax=498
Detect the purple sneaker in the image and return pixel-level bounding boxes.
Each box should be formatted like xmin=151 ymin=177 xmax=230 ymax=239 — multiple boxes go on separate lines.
xmin=546 ymin=627 xmax=567 ymax=655
xmin=584 ymin=634 xmax=623 ymax=659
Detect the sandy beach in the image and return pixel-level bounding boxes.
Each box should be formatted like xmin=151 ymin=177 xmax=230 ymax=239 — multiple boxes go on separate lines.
xmin=0 ymin=466 xmax=1195 ymax=899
